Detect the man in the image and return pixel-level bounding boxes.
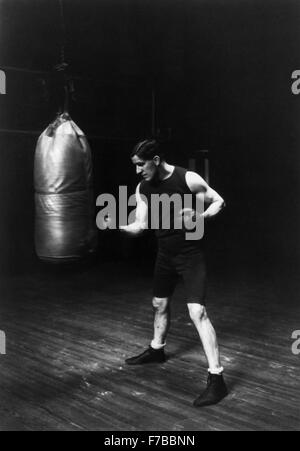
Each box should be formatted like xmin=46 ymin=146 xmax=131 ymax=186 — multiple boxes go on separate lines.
xmin=120 ymin=139 xmax=228 ymax=407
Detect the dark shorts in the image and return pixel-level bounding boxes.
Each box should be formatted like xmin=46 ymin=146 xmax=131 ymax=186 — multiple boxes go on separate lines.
xmin=153 ymin=247 xmax=207 ymax=304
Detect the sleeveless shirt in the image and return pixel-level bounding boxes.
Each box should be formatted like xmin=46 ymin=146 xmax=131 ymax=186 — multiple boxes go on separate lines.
xmin=139 ymin=166 xmax=203 ymax=253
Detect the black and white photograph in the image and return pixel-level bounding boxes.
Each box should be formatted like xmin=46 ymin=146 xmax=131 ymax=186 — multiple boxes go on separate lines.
xmin=0 ymin=0 xmax=299 ymax=434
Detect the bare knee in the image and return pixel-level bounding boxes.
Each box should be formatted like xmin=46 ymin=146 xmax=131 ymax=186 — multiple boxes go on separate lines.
xmin=187 ymin=303 xmax=207 ymax=322
xmin=152 ymin=297 xmax=170 ymax=313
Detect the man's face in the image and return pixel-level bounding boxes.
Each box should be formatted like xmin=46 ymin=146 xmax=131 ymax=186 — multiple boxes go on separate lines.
xmin=131 ymin=155 xmax=159 ymax=182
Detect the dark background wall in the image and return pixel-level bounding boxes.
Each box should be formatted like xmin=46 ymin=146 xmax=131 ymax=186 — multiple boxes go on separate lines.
xmin=0 ymin=0 xmax=299 ymax=275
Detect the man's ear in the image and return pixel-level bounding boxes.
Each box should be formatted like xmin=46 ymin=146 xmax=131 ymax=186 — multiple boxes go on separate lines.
xmin=153 ymin=155 xmax=161 ymax=166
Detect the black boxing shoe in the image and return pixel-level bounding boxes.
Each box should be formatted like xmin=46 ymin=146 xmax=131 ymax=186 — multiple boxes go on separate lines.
xmin=193 ymin=373 xmax=228 ymax=407
xmin=125 ymin=346 xmax=166 ymax=365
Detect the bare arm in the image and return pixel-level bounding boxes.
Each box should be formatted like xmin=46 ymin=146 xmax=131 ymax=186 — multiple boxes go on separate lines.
xmin=120 ymin=184 xmax=148 ymax=235
xmin=185 ymin=171 xmax=225 ymax=219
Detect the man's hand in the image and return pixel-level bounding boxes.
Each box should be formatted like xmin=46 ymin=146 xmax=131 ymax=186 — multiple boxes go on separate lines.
xmin=120 ymin=223 xmax=145 ymax=236
xmin=176 ymin=208 xmax=204 ymax=231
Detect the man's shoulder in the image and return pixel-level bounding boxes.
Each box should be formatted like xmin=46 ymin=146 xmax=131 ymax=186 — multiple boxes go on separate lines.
xmin=185 ymin=171 xmax=208 ymax=193
xmin=175 ymin=165 xmax=188 ymax=174
xmin=136 ymin=182 xmax=149 ymax=204
xmin=139 ymin=180 xmax=149 ymax=195
xmin=173 ymin=165 xmax=189 ymax=182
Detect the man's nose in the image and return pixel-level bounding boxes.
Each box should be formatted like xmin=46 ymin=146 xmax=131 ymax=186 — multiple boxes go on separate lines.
xmin=136 ymin=166 xmax=142 ymax=174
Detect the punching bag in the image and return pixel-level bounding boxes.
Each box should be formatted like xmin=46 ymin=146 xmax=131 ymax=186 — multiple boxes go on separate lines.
xmin=34 ymin=113 xmax=97 ymax=263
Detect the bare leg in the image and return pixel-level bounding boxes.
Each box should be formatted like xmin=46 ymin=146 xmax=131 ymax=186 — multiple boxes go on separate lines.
xmin=152 ymin=297 xmax=171 ymax=347
xmin=188 ymin=303 xmax=228 ymax=406
xmin=187 ymin=303 xmax=222 ymax=371
xmin=125 ymin=296 xmax=170 ymax=365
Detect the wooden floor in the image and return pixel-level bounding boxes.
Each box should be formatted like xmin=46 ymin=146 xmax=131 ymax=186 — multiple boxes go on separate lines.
xmin=0 ymin=260 xmax=299 ymax=431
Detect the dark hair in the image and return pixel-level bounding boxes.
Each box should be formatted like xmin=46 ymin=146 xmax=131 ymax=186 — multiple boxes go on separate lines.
xmin=131 ymin=139 xmax=165 ymax=161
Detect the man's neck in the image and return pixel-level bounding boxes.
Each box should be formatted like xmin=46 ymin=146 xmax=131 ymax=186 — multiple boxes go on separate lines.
xmin=157 ymin=162 xmax=175 ymax=181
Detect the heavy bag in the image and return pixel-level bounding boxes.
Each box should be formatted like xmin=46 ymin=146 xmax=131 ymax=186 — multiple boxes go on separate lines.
xmin=34 ymin=113 xmax=97 ymax=262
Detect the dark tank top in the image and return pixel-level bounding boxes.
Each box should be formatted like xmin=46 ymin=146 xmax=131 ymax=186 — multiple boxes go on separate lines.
xmin=139 ymin=166 xmax=203 ymax=254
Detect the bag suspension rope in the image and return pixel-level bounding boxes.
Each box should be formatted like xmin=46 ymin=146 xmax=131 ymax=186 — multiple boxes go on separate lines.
xmin=34 ymin=0 xmax=98 ymax=263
